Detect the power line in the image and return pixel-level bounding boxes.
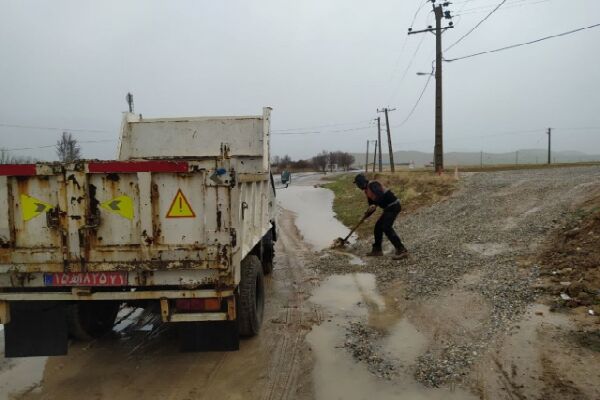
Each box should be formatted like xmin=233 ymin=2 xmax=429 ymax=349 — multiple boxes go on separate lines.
xmin=270 ymin=119 xmax=373 ymax=133
xmin=387 ymin=33 xmax=428 ymax=104
xmin=392 ymin=68 xmax=434 ymax=128
xmin=392 ymin=126 xmax=600 ymax=146
xmin=456 ymin=0 xmax=547 ymax=14
xmin=455 ymin=0 xmax=550 ymax=16
xmin=389 ymin=0 xmax=429 ymax=82
xmin=0 ymin=123 xmax=112 ymax=134
xmin=445 ymin=22 xmax=600 ymax=62
xmin=5 ymin=139 xmax=116 ymax=152
xmin=444 ymin=0 xmax=508 ymax=52
xmin=272 ymin=124 xmax=375 ymax=136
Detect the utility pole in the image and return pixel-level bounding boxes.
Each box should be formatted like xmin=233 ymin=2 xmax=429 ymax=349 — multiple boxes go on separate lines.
xmin=365 ymin=140 xmax=370 ymax=172
xmin=547 ymin=128 xmax=552 ymax=164
xmin=376 ymin=117 xmax=383 ymax=172
xmin=516 ymin=150 xmax=519 ymax=165
xmin=377 ymin=108 xmax=396 ymax=172
xmin=408 ymin=1 xmax=453 ymax=174
xmin=126 ymin=92 xmax=134 ymax=113
xmin=372 ymin=140 xmax=378 ymax=173
xmin=480 ymin=151 xmax=483 ymax=168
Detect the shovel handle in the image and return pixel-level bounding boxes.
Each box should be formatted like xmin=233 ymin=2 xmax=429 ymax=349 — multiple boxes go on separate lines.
xmin=340 ymin=213 xmax=370 ymax=243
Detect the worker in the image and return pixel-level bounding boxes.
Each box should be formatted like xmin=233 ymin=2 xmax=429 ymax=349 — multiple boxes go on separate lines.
xmin=353 ymin=173 xmax=408 ymax=259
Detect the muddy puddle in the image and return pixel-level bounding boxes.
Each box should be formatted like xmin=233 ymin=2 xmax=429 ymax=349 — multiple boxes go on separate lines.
xmin=277 ymin=184 xmax=354 ymax=251
xmin=307 ymin=273 xmax=477 ymax=400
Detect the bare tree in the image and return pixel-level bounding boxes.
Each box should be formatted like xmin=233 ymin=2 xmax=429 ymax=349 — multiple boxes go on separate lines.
xmin=311 ymin=151 xmax=329 ymax=173
xmin=0 ymin=148 xmax=11 ymax=164
xmin=338 ymin=152 xmax=355 ymax=171
xmin=56 ymin=132 xmax=81 ymax=162
xmin=279 ymin=154 xmax=292 ymax=169
xmin=0 ymin=148 xmax=38 ymax=164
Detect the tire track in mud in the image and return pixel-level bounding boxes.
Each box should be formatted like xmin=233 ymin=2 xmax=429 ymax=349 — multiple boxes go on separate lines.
xmin=261 ymin=208 xmax=318 ymax=400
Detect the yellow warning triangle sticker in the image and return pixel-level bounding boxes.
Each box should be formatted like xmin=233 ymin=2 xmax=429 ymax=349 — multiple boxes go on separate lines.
xmin=100 ymin=195 xmax=134 ymax=220
xmin=166 ymin=189 xmax=196 ymax=218
xmin=20 ymin=194 xmax=54 ymax=222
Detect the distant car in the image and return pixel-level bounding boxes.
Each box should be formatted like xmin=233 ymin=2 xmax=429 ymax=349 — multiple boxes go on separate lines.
xmin=281 ymin=170 xmax=291 ymax=185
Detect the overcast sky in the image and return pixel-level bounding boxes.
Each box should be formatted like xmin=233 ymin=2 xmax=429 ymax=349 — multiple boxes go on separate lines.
xmin=1 ymin=0 xmax=599 ymax=161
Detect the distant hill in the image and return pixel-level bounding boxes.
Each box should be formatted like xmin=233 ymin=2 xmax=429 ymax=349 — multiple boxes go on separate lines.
xmin=352 ymin=149 xmax=600 ymax=168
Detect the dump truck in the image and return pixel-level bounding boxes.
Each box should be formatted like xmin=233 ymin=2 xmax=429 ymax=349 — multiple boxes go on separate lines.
xmin=0 ymin=107 xmax=276 ymax=356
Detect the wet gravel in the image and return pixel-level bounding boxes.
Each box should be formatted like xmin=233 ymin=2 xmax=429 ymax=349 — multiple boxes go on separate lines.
xmin=343 ymin=321 xmax=397 ymax=380
xmin=312 ymin=166 xmax=600 ymax=387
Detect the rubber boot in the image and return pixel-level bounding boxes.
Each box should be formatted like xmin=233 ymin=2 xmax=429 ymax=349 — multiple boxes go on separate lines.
xmin=366 ymin=247 xmax=383 ymax=257
xmin=392 ymin=247 xmax=408 ymax=260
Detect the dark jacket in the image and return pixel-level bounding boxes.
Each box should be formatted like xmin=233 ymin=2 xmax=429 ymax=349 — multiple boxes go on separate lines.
xmin=365 ymin=181 xmax=400 ymax=209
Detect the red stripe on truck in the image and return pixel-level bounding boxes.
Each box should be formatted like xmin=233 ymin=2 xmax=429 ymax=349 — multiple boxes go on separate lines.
xmin=87 ymin=161 xmax=189 ymax=173
xmin=0 ymin=164 xmax=37 ymax=176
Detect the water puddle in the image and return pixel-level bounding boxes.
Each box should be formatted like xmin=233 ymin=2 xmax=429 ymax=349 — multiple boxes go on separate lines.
xmin=329 ymin=250 xmax=365 ymax=266
xmin=277 ymin=185 xmax=354 ymax=251
xmin=308 ymin=273 xmax=477 ymax=400
xmin=383 ymin=318 xmax=428 ymax=365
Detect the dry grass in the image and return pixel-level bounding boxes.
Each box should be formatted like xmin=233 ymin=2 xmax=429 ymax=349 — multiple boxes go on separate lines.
xmin=323 ymin=172 xmax=457 ymax=237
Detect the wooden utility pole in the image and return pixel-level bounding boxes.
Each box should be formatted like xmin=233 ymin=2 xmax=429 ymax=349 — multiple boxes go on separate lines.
xmin=408 ymin=1 xmax=453 ymax=174
xmin=377 ymin=108 xmax=396 ymax=172
xmin=365 ymin=140 xmax=370 ymax=172
xmin=547 ymin=128 xmax=552 ymax=164
xmin=376 ymin=117 xmax=383 ymax=172
xmin=433 ymin=5 xmax=444 ymax=173
xmin=372 ymin=140 xmax=378 ymax=173
xmin=480 ymin=151 xmax=483 ymax=168
xmin=516 ymin=150 xmax=519 ymax=165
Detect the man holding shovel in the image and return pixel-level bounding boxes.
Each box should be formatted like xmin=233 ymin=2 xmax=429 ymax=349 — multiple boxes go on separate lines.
xmin=353 ymin=173 xmax=408 ymax=259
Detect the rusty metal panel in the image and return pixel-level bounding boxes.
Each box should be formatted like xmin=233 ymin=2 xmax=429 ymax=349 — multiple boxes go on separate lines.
xmin=88 ymin=173 xmax=141 ymax=246
xmin=10 ymin=176 xmax=62 ymax=249
xmin=152 ymin=173 xmax=206 ymax=245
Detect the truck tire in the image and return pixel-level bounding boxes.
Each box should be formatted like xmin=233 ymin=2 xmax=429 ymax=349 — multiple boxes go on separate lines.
xmin=67 ymin=301 xmax=120 ymax=341
xmin=262 ymin=230 xmax=275 ymax=275
xmin=237 ymin=255 xmax=264 ymax=337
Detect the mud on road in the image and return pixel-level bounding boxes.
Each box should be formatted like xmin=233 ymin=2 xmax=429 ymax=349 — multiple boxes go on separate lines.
xmin=310 ymin=166 xmax=600 ymax=399
xmin=0 ymin=205 xmax=319 ymax=400
xmin=2 ymin=167 xmax=600 ymax=400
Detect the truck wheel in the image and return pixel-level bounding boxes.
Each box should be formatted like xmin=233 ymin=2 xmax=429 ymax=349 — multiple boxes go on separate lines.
xmin=237 ymin=255 xmax=264 ymax=337
xmin=67 ymin=301 xmax=120 ymax=341
xmin=262 ymin=230 xmax=275 ymax=275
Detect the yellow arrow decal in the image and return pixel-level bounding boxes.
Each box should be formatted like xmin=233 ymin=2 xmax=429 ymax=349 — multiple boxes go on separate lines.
xmin=21 ymin=194 xmax=54 ymax=222
xmin=100 ymin=195 xmax=134 ymax=220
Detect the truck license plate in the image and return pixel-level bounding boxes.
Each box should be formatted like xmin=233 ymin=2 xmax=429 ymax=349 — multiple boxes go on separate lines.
xmin=44 ymin=272 xmax=128 ymax=287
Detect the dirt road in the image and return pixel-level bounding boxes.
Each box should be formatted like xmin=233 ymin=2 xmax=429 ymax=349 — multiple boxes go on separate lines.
xmin=0 ymin=185 xmax=320 ymax=400
xmin=1 ymin=167 xmax=599 ymax=400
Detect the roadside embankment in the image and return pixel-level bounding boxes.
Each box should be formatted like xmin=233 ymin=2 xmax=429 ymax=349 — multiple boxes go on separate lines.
xmin=322 ymin=172 xmax=457 ymax=237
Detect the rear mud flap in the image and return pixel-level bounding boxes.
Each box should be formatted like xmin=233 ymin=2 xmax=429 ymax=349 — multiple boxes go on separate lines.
xmin=178 ymin=321 xmax=239 ymax=352
xmin=4 ymin=301 xmax=68 ymax=357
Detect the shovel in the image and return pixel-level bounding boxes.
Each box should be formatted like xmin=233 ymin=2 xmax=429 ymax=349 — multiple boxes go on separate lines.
xmin=331 ymin=210 xmax=373 ymax=248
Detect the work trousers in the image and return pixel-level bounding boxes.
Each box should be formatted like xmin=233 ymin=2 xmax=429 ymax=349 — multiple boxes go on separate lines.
xmin=373 ymin=203 xmax=405 ymax=251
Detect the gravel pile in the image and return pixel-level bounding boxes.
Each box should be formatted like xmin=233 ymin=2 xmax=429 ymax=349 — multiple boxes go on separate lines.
xmin=316 ymin=166 xmax=600 ymax=386
xmin=344 ymin=321 xmax=397 ymax=380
